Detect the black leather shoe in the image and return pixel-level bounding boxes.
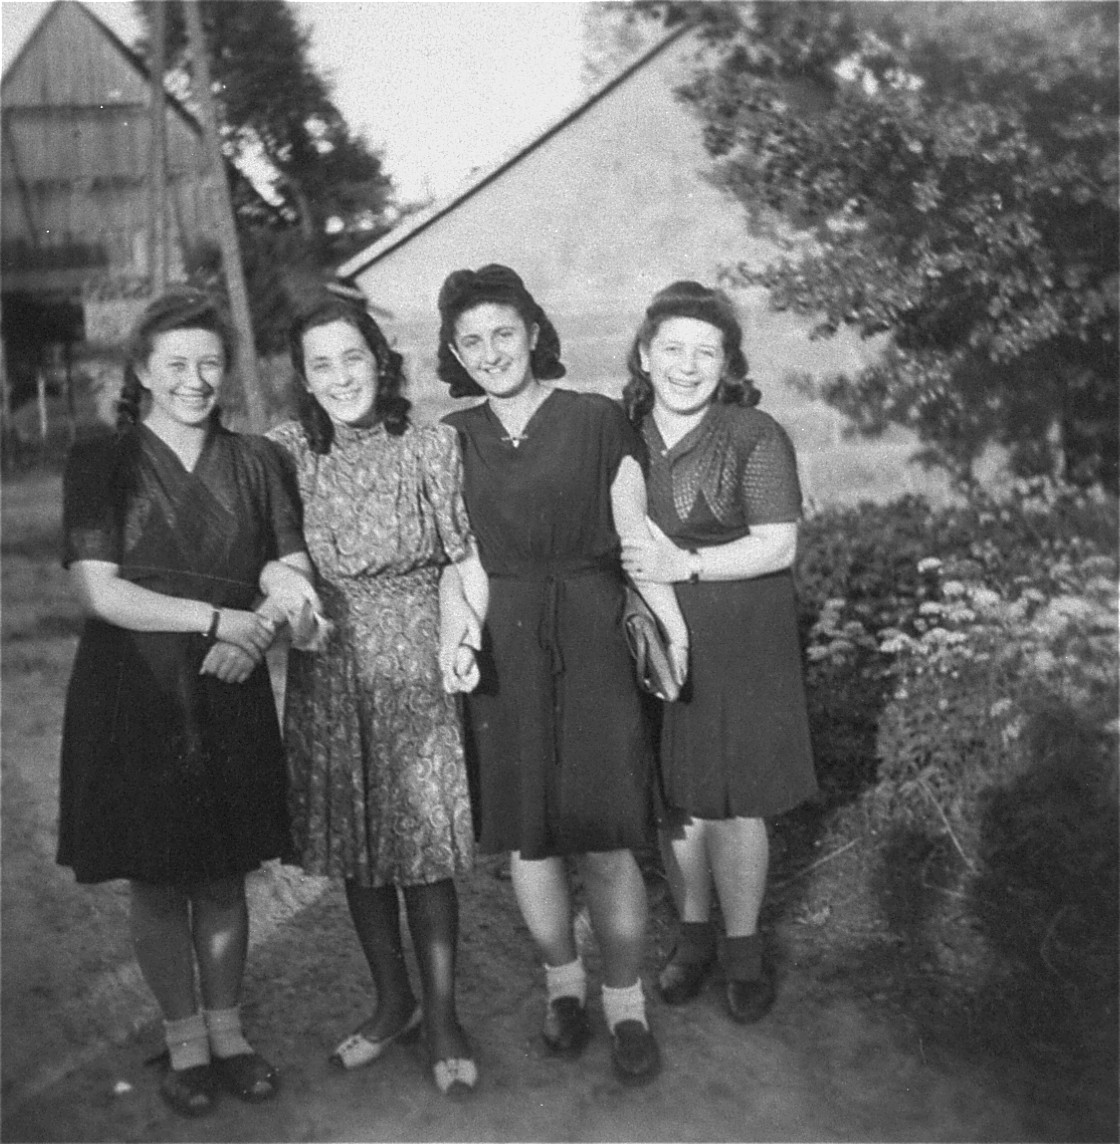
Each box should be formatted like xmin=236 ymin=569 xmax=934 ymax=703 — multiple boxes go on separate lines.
xmin=610 ymin=1020 xmax=661 ymax=1086
xmin=159 ymin=1063 xmax=217 ymax=1117
xmin=658 ymin=953 xmax=715 ymax=1005
xmin=726 ymin=975 xmax=775 ymax=1024
xmin=211 ymin=1052 xmax=280 ymax=1103
xmin=542 ymin=996 xmax=591 ymax=1057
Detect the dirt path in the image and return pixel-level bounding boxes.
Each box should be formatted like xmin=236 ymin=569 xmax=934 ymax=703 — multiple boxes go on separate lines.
xmin=0 ymin=472 xmax=1083 ymax=1142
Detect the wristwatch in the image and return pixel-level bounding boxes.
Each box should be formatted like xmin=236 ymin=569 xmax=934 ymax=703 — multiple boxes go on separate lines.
xmin=687 ymin=549 xmax=702 ymax=584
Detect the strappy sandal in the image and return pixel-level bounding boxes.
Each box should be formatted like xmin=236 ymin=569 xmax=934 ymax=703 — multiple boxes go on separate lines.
xmin=155 ymin=1059 xmax=217 ymax=1117
xmin=211 ymin=1051 xmax=280 ymax=1103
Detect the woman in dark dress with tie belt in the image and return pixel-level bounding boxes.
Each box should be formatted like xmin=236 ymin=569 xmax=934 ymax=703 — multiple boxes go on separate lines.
xmin=438 ymin=265 xmax=686 ymax=1085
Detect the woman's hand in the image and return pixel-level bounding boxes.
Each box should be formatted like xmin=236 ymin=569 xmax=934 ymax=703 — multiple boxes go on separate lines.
xmin=199 ymin=640 xmax=260 ymax=683
xmin=439 ymin=610 xmax=482 ymax=694
xmin=259 ymin=559 xmax=323 ymax=621
xmin=216 ymin=608 xmax=277 ymax=657
xmin=621 ymin=532 xmax=690 ymax=583
xmin=666 ymin=631 xmax=690 ymax=692
xmin=440 ymin=644 xmax=481 ymax=694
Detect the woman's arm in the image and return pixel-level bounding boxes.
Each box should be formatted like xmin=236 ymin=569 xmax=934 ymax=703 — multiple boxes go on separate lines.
xmin=621 ymin=519 xmax=798 ymax=585
xmin=70 ymin=560 xmax=275 ymax=656
xmin=438 ymin=540 xmax=489 ymax=693
xmin=200 ymin=554 xmax=320 ymax=683
xmin=610 ymin=457 xmax=690 ymax=685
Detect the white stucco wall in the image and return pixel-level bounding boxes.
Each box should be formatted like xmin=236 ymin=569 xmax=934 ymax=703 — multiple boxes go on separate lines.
xmin=345 ymin=32 xmax=950 ymax=505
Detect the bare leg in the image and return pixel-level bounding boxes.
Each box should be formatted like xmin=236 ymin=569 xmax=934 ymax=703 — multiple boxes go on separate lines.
xmin=129 ymin=881 xmax=197 ymax=1020
xmin=509 ymin=852 xmax=577 ymax=966
xmin=579 ymin=850 xmax=647 ymax=988
xmin=403 ymin=879 xmax=469 ymax=1062
xmin=708 ymin=816 xmax=768 ymax=936
xmin=191 ymin=876 xmax=248 ymax=1011
xmin=660 ymin=818 xmax=714 ymax=923
xmin=344 ymin=880 xmax=418 ymax=1037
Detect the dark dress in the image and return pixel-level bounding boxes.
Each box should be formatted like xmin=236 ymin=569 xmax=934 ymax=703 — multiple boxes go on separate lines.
xmin=57 ymin=424 xmax=304 ymax=885
xmin=641 ymin=403 xmax=817 ymax=820
xmin=444 ymin=389 xmax=653 ymax=859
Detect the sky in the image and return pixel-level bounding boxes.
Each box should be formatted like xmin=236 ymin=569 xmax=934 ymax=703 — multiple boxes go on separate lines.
xmin=0 ymin=0 xmax=589 ymax=202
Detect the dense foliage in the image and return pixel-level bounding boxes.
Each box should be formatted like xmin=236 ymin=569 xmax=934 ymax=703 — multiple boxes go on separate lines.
xmin=135 ymin=0 xmax=395 ymax=350
xmin=638 ymin=1 xmax=1119 ymax=490
xmin=795 ymin=481 xmax=1118 ymax=1099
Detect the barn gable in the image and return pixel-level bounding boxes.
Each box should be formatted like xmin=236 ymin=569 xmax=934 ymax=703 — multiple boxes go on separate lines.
xmin=339 ymin=27 xmax=940 ymax=504
xmin=1 ymin=0 xmax=214 ymax=299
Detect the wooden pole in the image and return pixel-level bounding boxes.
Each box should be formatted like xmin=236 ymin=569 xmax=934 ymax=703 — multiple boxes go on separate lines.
xmin=36 ymin=367 xmax=48 ymax=446
xmin=148 ymin=0 xmax=169 ymax=293
xmin=182 ymin=0 xmax=265 ymax=432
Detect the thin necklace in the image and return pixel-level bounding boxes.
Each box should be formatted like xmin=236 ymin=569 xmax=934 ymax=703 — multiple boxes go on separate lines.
xmin=493 ymin=385 xmax=551 ymax=448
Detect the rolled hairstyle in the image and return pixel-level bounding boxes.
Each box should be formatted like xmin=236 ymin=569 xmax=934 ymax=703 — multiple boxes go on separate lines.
xmin=116 ymin=287 xmax=235 ymax=433
xmin=289 ymin=294 xmax=410 ymax=454
xmin=436 ymin=263 xmax=565 ymax=398
xmin=622 ymin=280 xmax=758 ymax=425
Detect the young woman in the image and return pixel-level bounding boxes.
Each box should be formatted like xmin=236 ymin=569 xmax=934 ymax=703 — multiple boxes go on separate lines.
xmin=58 ymin=288 xmax=313 ymax=1116
xmin=267 ymin=295 xmax=486 ymax=1097
xmin=621 ymin=281 xmax=818 ymax=1024
xmin=437 ymin=264 xmax=686 ymax=1086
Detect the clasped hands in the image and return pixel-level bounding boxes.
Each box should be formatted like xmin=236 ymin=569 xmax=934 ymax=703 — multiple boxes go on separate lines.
xmin=200 ymin=562 xmax=330 ymax=684
xmin=620 ymin=519 xmax=691 ymax=584
xmin=439 ymin=609 xmax=483 ymax=695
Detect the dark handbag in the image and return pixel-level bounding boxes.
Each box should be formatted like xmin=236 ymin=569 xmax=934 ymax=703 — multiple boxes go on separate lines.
xmin=622 ymin=585 xmax=680 ymax=702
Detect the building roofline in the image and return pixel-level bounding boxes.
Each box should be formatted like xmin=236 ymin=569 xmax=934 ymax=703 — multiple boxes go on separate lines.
xmin=336 ymin=20 xmax=694 ymax=280
xmin=2 ymin=0 xmax=202 ymax=137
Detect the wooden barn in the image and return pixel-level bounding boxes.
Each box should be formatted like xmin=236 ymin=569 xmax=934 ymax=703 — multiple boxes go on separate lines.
xmin=1 ymin=0 xmax=219 ymax=404
xmin=339 ymin=25 xmax=947 ymax=505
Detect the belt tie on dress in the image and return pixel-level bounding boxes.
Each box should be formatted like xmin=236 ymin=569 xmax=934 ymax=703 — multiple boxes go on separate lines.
xmin=490 ymin=556 xmax=616 ymax=677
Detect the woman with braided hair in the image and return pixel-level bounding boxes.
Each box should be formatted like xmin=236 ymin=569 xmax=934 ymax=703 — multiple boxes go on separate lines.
xmin=58 ymin=287 xmax=319 ymax=1116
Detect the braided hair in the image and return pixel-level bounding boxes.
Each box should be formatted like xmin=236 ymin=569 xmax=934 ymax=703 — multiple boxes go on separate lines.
xmin=116 ymin=287 xmax=235 ymax=434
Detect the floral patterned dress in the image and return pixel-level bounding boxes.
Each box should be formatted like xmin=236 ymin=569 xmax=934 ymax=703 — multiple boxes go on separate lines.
xmin=268 ymin=419 xmax=475 ymax=887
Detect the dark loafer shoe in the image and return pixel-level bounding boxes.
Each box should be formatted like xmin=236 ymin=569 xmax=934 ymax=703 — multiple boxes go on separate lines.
xmin=726 ymin=975 xmax=775 ymax=1024
xmin=542 ymin=996 xmax=591 ymax=1057
xmin=657 ymin=953 xmax=715 ymax=1005
xmin=159 ymin=1063 xmax=217 ymax=1117
xmin=610 ymin=1020 xmax=661 ymax=1086
xmin=211 ymin=1052 xmax=280 ymax=1103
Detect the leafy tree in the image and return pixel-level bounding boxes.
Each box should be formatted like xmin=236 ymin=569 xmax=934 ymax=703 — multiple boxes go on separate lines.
xmin=136 ymin=0 xmax=395 ymax=349
xmin=638 ymin=1 xmax=1118 ymax=489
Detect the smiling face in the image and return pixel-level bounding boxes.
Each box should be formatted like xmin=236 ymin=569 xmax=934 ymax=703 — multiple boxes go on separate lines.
xmin=301 ymin=318 xmax=379 ymax=426
xmin=137 ymin=328 xmax=225 ymax=431
xmin=450 ymin=302 xmax=539 ymax=399
xmin=639 ymin=316 xmax=727 ymax=418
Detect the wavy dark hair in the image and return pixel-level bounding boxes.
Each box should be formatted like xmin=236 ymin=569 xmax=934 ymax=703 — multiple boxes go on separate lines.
xmin=435 ymin=264 xmax=565 ymax=398
xmin=622 ymin=280 xmax=758 ymax=425
xmin=288 ymin=295 xmax=410 ymax=454
xmin=116 ymin=287 xmax=235 ymax=433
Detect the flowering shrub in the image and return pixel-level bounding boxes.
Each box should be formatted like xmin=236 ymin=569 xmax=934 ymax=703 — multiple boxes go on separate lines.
xmin=797 ymin=478 xmax=1118 ymax=812
xmin=873 ymin=553 xmax=1118 ymax=863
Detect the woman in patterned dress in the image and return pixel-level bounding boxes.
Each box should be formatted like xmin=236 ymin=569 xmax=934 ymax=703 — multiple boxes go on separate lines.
xmin=437 ymin=265 xmax=687 ymax=1086
xmin=268 ymin=295 xmax=486 ymax=1096
xmin=58 ymin=288 xmax=316 ymax=1116
xmin=621 ymin=281 xmax=818 ymax=1025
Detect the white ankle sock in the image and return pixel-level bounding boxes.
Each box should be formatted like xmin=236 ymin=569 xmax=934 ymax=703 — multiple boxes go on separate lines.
xmin=204 ymin=1005 xmax=254 ymax=1059
xmin=601 ymin=981 xmax=647 ymax=1032
xmin=164 ymin=1012 xmax=210 ymax=1071
xmin=544 ymin=957 xmax=587 ymax=1006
